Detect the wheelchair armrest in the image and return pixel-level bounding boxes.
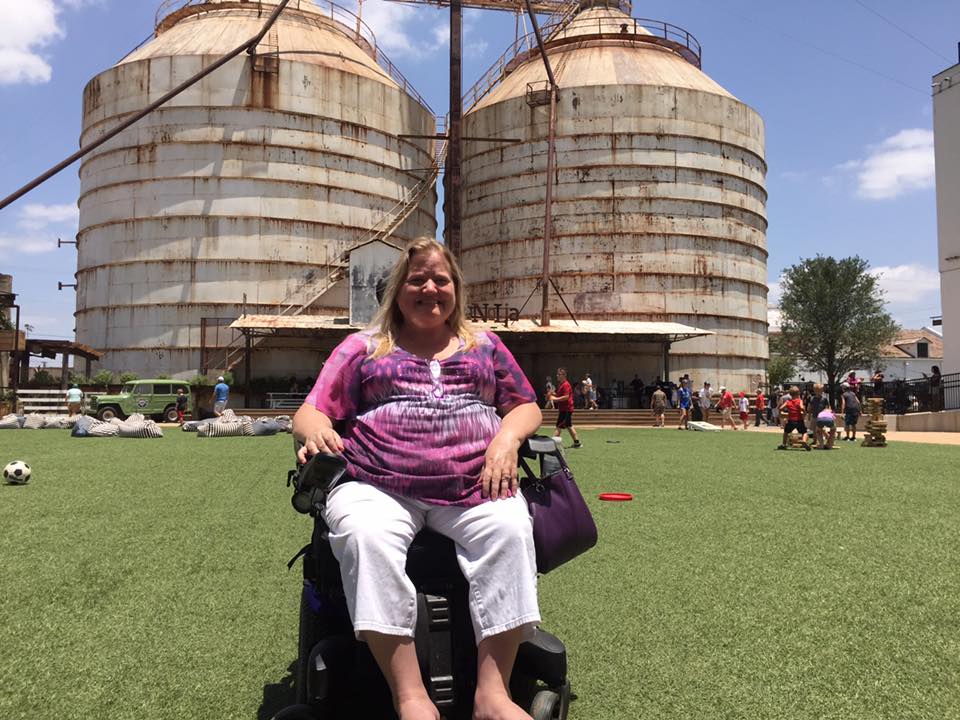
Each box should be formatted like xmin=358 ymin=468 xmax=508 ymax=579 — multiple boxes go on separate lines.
xmin=520 ymin=435 xmax=559 ymax=458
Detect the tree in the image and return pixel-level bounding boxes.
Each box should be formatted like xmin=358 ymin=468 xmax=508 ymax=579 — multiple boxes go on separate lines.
xmin=766 ymin=334 xmax=798 ymax=390
xmin=778 ymin=256 xmax=898 ymax=401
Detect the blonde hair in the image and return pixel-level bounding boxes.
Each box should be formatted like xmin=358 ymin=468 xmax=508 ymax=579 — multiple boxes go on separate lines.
xmin=789 ymin=385 xmax=801 ymax=397
xmin=368 ymin=237 xmax=476 ymax=359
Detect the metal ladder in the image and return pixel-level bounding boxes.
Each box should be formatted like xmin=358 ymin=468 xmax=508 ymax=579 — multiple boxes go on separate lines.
xmin=211 ymin=129 xmax=447 ymax=373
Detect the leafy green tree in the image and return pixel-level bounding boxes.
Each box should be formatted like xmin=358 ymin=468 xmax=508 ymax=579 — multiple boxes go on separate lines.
xmin=778 ymin=256 xmax=898 ymax=400
xmin=118 ymin=372 xmax=139 ymax=384
xmin=766 ymin=350 xmax=798 ymax=391
xmin=91 ymin=369 xmax=115 ymax=390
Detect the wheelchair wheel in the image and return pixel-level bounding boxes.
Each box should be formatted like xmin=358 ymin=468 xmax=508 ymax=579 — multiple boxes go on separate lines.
xmin=530 ymin=689 xmax=561 ymax=720
xmin=295 ymin=586 xmax=325 ymax=705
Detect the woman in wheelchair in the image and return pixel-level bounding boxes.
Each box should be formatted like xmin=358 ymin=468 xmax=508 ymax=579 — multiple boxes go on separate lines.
xmin=293 ymin=238 xmax=543 ymax=720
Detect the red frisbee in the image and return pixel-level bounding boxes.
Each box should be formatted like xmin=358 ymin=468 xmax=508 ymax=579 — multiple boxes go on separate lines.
xmin=598 ymin=492 xmax=633 ymax=502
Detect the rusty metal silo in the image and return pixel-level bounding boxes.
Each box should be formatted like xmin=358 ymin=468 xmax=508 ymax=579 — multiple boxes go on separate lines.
xmin=76 ymin=0 xmax=437 ymax=378
xmin=461 ymin=0 xmax=767 ymax=388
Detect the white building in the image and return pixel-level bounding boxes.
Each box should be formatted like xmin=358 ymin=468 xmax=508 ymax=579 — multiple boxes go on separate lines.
xmin=768 ymin=328 xmax=943 ymax=385
xmin=934 ymin=62 xmax=960 ymax=374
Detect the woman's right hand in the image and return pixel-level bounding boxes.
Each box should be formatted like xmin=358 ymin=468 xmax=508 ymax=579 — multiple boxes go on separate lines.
xmin=297 ymin=426 xmax=344 ymax=464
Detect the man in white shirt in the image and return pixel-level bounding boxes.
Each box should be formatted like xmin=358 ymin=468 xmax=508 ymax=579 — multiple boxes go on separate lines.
xmin=698 ymin=382 xmax=712 ymax=423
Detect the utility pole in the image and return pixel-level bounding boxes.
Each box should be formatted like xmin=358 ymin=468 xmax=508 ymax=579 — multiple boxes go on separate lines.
xmin=446 ymin=0 xmax=463 ymax=258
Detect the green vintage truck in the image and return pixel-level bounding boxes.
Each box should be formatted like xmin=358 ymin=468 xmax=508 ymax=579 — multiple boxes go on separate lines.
xmin=88 ymin=380 xmax=191 ymax=422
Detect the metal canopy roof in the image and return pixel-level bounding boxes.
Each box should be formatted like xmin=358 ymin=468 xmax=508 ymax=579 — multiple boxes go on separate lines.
xmin=230 ymin=314 xmax=712 ymax=342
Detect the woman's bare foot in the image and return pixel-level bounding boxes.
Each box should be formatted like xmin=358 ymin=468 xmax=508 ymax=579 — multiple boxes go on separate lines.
xmin=397 ymin=693 xmax=440 ymax=720
xmin=473 ymin=689 xmax=532 ymax=720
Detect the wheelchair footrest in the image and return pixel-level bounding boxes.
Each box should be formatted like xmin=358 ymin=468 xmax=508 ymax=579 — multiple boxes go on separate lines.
xmin=516 ymin=628 xmax=568 ymax=688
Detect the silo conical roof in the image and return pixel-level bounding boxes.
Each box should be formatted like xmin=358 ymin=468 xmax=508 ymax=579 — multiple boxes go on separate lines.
xmin=473 ymin=5 xmax=733 ymax=111
xmin=122 ymin=0 xmax=400 ymax=89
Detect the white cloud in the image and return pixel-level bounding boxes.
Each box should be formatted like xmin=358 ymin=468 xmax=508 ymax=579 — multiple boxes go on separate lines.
xmin=0 ymin=0 xmax=100 ymax=85
xmin=0 ymin=235 xmax=57 ymax=254
xmin=871 ymin=263 xmax=940 ymax=304
xmin=355 ymin=0 xmax=446 ymax=59
xmin=767 ymin=306 xmax=782 ymax=331
xmin=767 ymin=278 xmax=783 ymax=306
xmin=0 ymin=0 xmax=61 ymax=84
xmin=839 ymin=129 xmax=935 ymax=201
xmin=18 ymin=202 xmax=78 ymax=231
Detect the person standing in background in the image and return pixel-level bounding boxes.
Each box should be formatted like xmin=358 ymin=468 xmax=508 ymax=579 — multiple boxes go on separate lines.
xmin=698 ymin=381 xmax=713 ymax=424
xmin=212 ymin=375 xmax=230 ymax=417
xmin=175 ymin=387 xmax=189 ymax=425
xmin=543 ymin=376 xmax=556 ymax=409
xmin=738 ymin=391 xmax=750 ymax=430
xmin=583 ymin=372 xmax=598 ymax=410
xmin=840 ymin=383 xmax=861 ymax=442
xmin=676 ymin=378 xmax=692 ymax=430
xmin=754 ymin=386 xmax=766 ymax=427
xmin=650 ymin=384 xmax=667 ymax=427
xmin=66 ymin=383 xmax=84 ymax=416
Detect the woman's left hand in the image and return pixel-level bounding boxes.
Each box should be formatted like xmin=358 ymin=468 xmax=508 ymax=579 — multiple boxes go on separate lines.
xmin=480 ymin=434 xmax=521 ymax=501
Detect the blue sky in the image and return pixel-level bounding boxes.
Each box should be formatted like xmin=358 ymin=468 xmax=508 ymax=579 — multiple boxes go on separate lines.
xmin=1 ymin=0 xmax=957 ymax=344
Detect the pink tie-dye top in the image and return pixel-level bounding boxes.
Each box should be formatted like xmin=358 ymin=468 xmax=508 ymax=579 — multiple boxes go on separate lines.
xmin=304 ymin=329 xmax=536 ymax=506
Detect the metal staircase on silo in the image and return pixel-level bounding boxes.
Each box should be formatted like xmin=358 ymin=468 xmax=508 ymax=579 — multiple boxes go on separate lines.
xmin=207 ymin=128 xmax=448 ymax=374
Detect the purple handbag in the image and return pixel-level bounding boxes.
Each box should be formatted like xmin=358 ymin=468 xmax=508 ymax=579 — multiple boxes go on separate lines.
xmin=518 ymin=439 xmax=598 ymax=574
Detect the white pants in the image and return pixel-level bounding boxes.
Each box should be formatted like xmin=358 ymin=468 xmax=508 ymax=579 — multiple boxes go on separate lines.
xmin=324 ymin=480 xmax=540 ymax=644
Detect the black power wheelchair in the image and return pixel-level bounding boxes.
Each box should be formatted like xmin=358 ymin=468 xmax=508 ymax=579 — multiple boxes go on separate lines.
xmin=272 ymin=436 xmax=575 ymax=720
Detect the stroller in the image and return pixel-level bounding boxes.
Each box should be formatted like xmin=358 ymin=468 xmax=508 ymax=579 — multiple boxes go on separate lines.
xmin=273 ymin=436 xmax=577 ymax=720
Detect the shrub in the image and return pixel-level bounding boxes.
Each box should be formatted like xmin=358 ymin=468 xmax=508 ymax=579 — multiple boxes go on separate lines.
xmin=32 ymin=369 xmax=57 ymax=386
xmin=91 ymin=369 xmax=115 ymax=389
xmin=68 ymin=371 xmax=89 ymax=386
xmin=118 ymin=372 xmax=139 ymax=384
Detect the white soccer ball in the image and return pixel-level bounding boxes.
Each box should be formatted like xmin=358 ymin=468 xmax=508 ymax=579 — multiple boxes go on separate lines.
xmin=3 ymin=460 xmax=31 ymax=485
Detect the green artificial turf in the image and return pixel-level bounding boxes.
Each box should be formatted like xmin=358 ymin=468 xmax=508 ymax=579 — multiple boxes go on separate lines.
xmin=1 ymin=428 xmax=958 ymax=719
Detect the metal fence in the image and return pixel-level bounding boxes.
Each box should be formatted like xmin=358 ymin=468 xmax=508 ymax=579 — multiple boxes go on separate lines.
xmin=767 ymin=374 xmax=959 ymax=415
xmin=877 ymin=373 xmax=960 ymax=415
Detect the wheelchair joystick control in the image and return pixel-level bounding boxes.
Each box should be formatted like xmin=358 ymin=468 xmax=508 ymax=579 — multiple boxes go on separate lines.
xmin=290 ymin=452 xmax=348 ymax=514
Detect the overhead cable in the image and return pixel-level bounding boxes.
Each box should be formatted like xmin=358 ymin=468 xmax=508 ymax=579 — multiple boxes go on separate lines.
xmin=851 ymin=0 xmax=952 ymax=63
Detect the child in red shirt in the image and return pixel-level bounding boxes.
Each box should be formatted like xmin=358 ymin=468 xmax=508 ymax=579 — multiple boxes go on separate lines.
xmin=778 ymin=385 xmax=811 ymax=450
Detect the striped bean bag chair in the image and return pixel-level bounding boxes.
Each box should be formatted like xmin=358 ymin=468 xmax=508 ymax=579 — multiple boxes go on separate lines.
xmin=117 ymin=421 xmax=164 ymax=438
xmin=42 ymin=415 xmax=73 ymax=429
xmin=0 ymin=414 xmax=21 ymax=429
xmin=87 ymin=420 xmax=119 ymax=437
xmin=72 ymin=415 xmax=97 ymax=437
xmin=197 ymin=421 xmax=245 ymax=438
xmin=251 ymin=418 xmax=281 ymax=436
xmin=180 ymin=420 xmax=203 ymax=432
xmin=22 ymin=414 xmax=46 ymax=429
